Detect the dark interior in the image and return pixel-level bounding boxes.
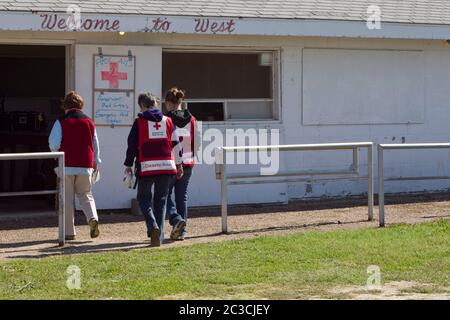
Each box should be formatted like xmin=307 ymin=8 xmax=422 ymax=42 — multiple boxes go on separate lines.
xmin=0 ymin=45 xmax=66 ymax=209
xmin=162 ymin=52 xmax=272 ymax=99
xmin=162 ymin=52 xmax=272 ymax=121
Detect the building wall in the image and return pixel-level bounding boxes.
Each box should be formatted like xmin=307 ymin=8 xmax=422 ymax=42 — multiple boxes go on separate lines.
xmin=2 ymin=31 xmax=450 ymax=209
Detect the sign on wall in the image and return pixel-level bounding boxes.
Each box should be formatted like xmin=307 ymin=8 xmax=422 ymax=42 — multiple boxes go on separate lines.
xmin=93 ymin=54 xmax=136 ymax=126
xmin=93 ymin=91 xmax=134 ymax=126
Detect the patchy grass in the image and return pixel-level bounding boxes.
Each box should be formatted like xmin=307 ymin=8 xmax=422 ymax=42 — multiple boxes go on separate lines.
xmin=0 ymin=220 xmax=449 ymax=299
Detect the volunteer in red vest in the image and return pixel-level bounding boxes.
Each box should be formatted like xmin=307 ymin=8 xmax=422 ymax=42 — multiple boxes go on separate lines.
xmin=48 ymin=91 xmax=101 ymax=240
xmin=164 ymin=88 xmax=201 ymax=241
xmin=124 ymin=92 xmax=183 ymax=247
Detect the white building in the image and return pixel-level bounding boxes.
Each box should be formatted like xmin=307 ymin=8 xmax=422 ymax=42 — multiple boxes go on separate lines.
xmin=1 ymin=0 xmax=450 ymax=210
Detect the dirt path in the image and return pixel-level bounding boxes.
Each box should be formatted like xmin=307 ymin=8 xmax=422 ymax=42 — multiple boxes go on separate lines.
xmin=1 ymin=196 xmax=449 ymax=261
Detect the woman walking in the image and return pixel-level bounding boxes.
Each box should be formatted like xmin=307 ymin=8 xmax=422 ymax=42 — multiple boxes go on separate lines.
xmin=48 ymin=91 xmax=101 ymax=240
xmin=164 ymin=88 xmax=200 ymax=240
xmin=124 ymin=92 xmax=183 ymax=246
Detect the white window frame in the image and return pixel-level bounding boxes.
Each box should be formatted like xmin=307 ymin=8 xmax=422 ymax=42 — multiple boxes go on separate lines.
xmin=162 ymin=47 xmax=281 ymax=125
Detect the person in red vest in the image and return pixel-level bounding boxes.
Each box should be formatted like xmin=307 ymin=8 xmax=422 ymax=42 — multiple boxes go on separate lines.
xmin=164 ymin=88 xmax=201 ymax=241
xmin=124 ymin=92 xmax=183 ymax=247
xmin=48 ymin=91 xmax=101 ymax=240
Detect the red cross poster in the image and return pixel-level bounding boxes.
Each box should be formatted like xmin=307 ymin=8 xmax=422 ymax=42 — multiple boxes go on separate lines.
xmin=94 ymin=55 xmax=135 ymax=90
xmin=93 ymin=54 xmax=136 ymax=126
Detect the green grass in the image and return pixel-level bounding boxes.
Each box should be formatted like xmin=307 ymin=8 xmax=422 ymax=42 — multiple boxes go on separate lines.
xmin=0 ymin=220 xmax=449 ymax=299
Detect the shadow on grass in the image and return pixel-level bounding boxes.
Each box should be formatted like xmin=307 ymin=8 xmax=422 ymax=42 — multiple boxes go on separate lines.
xmin=3 ymin=218 xmax=379 ymax=261
xmin=6 ymin=241 xmax=149 ymax=260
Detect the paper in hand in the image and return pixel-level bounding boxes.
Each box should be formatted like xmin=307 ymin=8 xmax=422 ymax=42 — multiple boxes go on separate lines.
xmin=92 ymin=169 xmax=100 ymax=184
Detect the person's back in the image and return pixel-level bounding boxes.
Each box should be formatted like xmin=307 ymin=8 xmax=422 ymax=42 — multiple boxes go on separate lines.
xmin=164 ymin=88 xmax=200 ymax=241
xmin=60 ymin=109 xmax=95 ymax=168
xmin=124 ymin=92 xmax=183 ymax=247
xmin=49 ymin=91 xmax=101 ymax=241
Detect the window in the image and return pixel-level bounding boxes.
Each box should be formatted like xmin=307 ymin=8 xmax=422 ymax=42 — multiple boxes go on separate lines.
xmin=162 ymin=50 xmax=278 ymax=121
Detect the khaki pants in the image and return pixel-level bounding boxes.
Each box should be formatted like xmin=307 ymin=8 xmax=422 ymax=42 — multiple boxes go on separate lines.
xmin=65 ymin=175 xmax=98 ymax=236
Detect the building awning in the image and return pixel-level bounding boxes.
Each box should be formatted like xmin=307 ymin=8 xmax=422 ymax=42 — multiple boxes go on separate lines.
xmin=2 ymin=0 xmax=450 ymax=40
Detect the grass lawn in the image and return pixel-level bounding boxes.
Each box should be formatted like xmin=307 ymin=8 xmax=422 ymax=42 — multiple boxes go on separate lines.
xmin=0 ymin=220 xmax=449 ymax=299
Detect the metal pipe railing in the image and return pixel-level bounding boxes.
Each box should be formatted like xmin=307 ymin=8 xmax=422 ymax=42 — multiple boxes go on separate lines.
xmin=216 ymin=142 xmax=374 ymax=233
xmin=0 ymin=152 xmax=65 ymax=246
xmin=378 ymin=143 xmax=450 ymax=227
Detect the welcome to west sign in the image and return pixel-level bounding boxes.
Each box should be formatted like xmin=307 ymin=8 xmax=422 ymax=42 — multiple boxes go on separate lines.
xmin=2 ymin=11 xmax=450 ymax=40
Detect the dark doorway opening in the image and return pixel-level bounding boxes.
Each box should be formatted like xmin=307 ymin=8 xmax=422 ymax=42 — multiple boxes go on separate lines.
xmin=0 ymin=44 xmax=66 ymax=215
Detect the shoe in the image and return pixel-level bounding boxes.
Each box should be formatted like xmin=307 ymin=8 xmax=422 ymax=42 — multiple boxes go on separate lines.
xmin=170 ymin=220 xmax=186 ymax=240
xmin=89 ymin=219 xmax=100 ymax=238
xmin=65 ymin=235 xmax=76 ymax=241
xmin=177 ymin=232 xmax=186 ymax=241
xmin=150 ymin=227 xmax=161 ymax=247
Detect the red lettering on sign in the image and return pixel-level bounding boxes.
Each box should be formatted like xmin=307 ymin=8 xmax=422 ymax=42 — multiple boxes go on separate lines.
xmin=57 ymin=17 xmax=67 ymax=29
xmin=111 ymin=20 xmax=120 ymax=31
xmin=194 ymin=18 xmax=209 ymax=32
xmin=194 ymin=18 xmax=236 ymax=34
xmin=94 ymin=19 xmax=109 ymax=30
xmin=101 ymin=62 xmax=128 ymax=89
xmin=227 ymin=19 xmax=236 ymax=33
xmin=150 ymin=17 xmax=172 ymax=32
xmin=41 ymin=14 xmax=57 ymax=30
xmin=40 ymin=14 xmax=121 ymax=31
xmin=83 ymin=19 xmax=93 ymax=30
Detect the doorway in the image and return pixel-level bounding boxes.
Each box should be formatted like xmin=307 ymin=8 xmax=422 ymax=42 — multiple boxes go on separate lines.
xmin=0 ymin=44 xmax=67 ymax=215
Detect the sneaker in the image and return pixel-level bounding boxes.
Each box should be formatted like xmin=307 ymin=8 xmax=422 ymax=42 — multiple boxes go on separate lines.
xmin=177 ymin=232 xmax=186 ymax=241
xmin=65 ymin=235 xmax=76 ymax=241
xmin=150 ymin=227 xmax=161 ymax=247
xmin=89 ymin=219 xmax=100 ymax=238
xmin=170 ymin=220 xmax=186 ymax=240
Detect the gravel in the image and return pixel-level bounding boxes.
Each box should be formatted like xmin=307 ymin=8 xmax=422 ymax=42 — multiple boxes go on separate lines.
xmin=1 ymin=194 xmax=449 ymax=261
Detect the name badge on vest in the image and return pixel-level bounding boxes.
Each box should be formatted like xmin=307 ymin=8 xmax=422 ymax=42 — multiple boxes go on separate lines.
xmin=148 ymin=119 xmax=167 ymax=139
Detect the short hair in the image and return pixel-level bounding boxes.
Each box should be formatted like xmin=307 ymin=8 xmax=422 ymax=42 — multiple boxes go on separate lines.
xmin=138 ymin=92 xmax=159 ymax=109
xmin=62 ymin=91 xmax=84 ymax=110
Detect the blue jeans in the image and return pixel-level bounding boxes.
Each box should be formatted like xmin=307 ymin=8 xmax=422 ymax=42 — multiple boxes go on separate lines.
xmin=167 ymin=166 xmax=193 ymax=234
xmin=137 ymin=174 xmax=173 ymax=243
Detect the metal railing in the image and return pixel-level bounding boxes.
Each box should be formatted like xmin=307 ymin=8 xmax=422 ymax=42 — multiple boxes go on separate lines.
xmin=377 ymin=143 xmax=450 ymax=227
xmin=215 ymin=142 xmax=374 ymax=233
xmin=0 ymin=152 xmax=65 ymax=246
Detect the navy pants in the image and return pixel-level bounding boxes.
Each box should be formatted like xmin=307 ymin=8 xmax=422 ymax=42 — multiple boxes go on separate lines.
xmin=167 ymin=166 xmax=193 ymax=235
xmin=137 ymin=174 xmax=173 ymax=243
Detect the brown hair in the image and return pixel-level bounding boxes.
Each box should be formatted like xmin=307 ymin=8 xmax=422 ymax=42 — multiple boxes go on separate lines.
xmin=62 ymin=91 xmax=84 ymax=110
xmin=165 ymin=87 xmax=185 ymax=105
xmin=138 ymin=92 xmax=159 ymax=109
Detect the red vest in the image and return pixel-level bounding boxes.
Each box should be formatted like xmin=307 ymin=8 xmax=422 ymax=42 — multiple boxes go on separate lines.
xmin=137 ymin=116 xmax=176 ymax=176
xmin=60 ymin=109 xmax=95 ymax=168
xmin=176 ymin=117 xmax=196 ymax=168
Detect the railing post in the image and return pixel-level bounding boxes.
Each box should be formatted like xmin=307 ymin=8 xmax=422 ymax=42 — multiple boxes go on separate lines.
xmin=216 ymin=148 xmax=228 ymax=234
xmin=377 ymin=145 xmax=385 ymax=227
xmin=367 ymin=144 xmax=374 ymax=221
xmin=352 ymin=147 xmax=359 ymax=173
xmin=58 ymin=153 xmax=65 ymax=246
xmin=214 ymin=143 xmax=374 ymax=233
xmin=221 ymin=164 xmax=228 ymax=234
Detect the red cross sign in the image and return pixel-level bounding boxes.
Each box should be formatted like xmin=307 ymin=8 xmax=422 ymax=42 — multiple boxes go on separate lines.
xmin=101 ymin=62 xmax=128 ymax=89
xmin=153 ymin=122 xmax=161 ymax=130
